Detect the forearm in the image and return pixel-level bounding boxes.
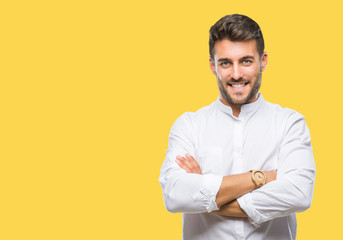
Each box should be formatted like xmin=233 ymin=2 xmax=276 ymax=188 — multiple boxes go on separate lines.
xmin=215 ymin=171 xmax=276 ymax=207
xmin=212 ymin=169 xmax=313 ymax=220
xmin=211 ymin=200 xmax=248 ymax=217
xmin=215 ymin=173 xmax=255 ymax=207
xmin=237 ymin=168 xmax=315 ymax=226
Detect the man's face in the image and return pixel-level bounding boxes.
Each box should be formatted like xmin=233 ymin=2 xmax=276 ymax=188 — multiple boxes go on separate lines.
xmin=210 ymin=39 xmax=268 ymax=107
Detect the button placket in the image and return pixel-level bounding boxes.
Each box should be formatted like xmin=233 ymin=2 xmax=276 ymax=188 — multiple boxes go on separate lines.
xmin=232 ymin=118 xmax=244 ymax=174
xmin=233 ymin=118 xmax=245 ymax=239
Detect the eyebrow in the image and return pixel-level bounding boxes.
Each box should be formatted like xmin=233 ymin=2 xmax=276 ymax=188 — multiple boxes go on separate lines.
xmin=217 ymin=58 xmax=230 ymax=62
xmin=241 ymin=55 xmax=255 ymax=60
xmin=217 ymin=55 xmax=255 ymax=62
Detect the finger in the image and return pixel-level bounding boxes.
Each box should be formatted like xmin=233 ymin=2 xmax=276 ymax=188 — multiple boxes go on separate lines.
xmin=175 ymin=157 xmax=192 ymax=173
xmin=185 ymin=153 xmax=202 ymax=174
xmin=185 ymin=153 xmax=198 ymax=167
xmin=176 ymin=155 xmax=193 ymax=170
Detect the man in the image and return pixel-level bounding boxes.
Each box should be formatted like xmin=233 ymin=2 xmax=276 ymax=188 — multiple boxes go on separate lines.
xmin=159 ymin=14 xmax=315 ymax=240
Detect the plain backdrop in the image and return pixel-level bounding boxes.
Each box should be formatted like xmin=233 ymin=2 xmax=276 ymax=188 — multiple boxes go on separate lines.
xmin=0 ymin=0 xmax=341 ymax=239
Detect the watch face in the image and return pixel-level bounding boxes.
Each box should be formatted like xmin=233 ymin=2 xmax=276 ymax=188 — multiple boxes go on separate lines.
xmin=254 ymin=171 xmax=265 ymax=181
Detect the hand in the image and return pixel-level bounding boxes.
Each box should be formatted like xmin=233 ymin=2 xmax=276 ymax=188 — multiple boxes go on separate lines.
xmin=175 ymin=153 xmax=202 ymax=174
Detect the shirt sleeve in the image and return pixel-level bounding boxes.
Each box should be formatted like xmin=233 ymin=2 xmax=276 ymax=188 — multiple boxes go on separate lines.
xmin=237 ymin=112 xmax=316 ymax=227
xmin=159 ymin=113 xmax=223 ymax=213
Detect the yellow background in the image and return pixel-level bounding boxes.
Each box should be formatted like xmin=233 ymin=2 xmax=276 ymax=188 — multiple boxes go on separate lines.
xmin=0 ymin=0 xmax=341 ymax=239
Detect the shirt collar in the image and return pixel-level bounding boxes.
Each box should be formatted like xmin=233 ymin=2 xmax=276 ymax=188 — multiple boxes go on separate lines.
xmin=216 ymin=93 xmax=265 ymax=118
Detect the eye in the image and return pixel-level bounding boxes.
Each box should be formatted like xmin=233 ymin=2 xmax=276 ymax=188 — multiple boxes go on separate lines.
xmin=242 ymin=59 xmax=253 ymax=65
xmin=219 ymin=62 xmax=230 ymax=67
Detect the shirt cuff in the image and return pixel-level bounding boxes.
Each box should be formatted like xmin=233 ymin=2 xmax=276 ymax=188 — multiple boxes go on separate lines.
xmin=237 ymin=193 xmax=262 ymax=227
xmin=192 ymin=173 xmax=223 ymax=213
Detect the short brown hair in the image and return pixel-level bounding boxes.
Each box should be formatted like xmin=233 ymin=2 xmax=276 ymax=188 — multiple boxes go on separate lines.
xmin=209 ymin=14 xmax=264 ymax=60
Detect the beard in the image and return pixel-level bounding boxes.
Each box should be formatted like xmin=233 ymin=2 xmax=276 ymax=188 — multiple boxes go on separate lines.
xmin=217 ymin=70 xmax=262 ymax=106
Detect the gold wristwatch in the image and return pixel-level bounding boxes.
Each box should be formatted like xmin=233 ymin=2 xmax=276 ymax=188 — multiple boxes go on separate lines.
xmin=250 ymin=170 xmax=266 ymax=187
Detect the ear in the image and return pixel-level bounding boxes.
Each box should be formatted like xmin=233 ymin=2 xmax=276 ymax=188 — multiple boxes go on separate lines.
xmin=209 ymin=57 xmax=217 ymax=76
xmin=261 ymin=52 xmax=268 ymax=72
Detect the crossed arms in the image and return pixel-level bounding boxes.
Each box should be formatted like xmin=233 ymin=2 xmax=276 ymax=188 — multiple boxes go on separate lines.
xmin=175 ymin=153 xmax=277 ymax=217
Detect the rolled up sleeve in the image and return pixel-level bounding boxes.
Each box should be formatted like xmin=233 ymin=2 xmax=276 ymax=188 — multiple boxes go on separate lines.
xmin=237 ymin=112 xmax=316 ymax=226
xmin=159 ymin=114 xmax=223 ymax=213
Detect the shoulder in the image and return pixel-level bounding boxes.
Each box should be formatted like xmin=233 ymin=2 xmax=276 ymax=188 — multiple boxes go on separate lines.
xmin=262 ymin=100 xmax=309 ymax=139
xmin=262 ymin=100 xmax=305 ymax=122
xmin=171 ymin=101 xmax=217 ymax=131
xmin=177 ymin=101 xmax=217 ymax=122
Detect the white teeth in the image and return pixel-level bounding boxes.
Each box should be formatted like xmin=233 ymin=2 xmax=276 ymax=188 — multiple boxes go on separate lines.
xmin=231 ymin=84 xmax=245 ymax=88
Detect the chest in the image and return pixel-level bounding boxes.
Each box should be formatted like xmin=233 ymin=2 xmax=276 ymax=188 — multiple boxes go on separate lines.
xmin=193 ymin=115 xmax=283 ymax=175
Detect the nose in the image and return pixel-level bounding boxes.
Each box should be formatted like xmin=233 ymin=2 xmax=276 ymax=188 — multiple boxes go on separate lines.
xmin=231 ymin=64 xmax=243 ymax=80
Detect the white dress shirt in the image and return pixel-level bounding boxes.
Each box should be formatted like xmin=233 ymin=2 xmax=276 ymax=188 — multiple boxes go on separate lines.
xmin=159 ymin=94 xmax=316 ymax=240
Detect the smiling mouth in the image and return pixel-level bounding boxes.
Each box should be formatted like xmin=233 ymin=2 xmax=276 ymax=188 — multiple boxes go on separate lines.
xmin=227 ymin=82 xmax=249 ymax=91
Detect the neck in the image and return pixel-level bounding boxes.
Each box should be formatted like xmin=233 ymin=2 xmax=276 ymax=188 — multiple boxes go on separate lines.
xmin=231 ymin=105 xmax=241 ymax=118
xmin=219 ymin=93 xmax=259 ymax=118
xmin=219 ymin=98 xmax=241 ymax=117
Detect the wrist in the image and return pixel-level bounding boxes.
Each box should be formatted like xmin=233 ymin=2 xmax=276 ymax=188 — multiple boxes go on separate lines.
xmin=250 ymin=170 xmax=266 ymax=188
